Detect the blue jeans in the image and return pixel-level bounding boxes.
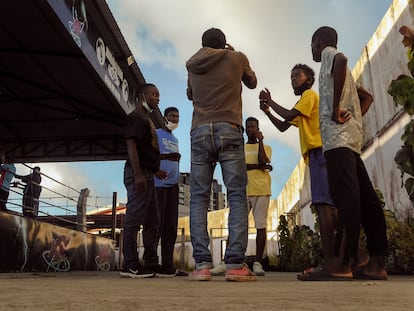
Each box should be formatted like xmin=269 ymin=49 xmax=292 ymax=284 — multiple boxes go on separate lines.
xmin=122 ymin=165 xmax=160 ymax=269
xmin=190 ymin=122 xmax=248 ymax=270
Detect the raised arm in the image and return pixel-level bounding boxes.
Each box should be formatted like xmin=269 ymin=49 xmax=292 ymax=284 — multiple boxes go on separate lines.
xmin=240 ymin=51 xmax=257 ymax=89
xmin=256 ymin=131 xmax=269 ymax=166
xmin=332 ymin=53 xmax=351 ymax=123
xmin=357 ymin=86 xmax=373 ymax=116
xmin=259 ymin=88 xmax=300 ymax=121
xmin=260 ymin=101 xmax=291 ymax=132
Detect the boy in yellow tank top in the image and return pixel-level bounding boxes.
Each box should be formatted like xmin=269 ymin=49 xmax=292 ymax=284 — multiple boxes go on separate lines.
xmin=245 ymin=117 xmax=272 ymax=276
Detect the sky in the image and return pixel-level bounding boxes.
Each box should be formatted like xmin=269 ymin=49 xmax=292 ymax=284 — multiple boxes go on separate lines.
xmin=8 ymin=0 xmax=393 ymax=215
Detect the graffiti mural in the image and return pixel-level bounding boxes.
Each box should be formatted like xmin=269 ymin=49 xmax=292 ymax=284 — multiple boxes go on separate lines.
xmin=95 ymin=244 xmax=111 ymax=272
xmin=0 ymin=212 xmax=115 ymax=272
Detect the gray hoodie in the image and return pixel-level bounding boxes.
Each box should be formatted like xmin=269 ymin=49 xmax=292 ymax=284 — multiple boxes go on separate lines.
xmin=186 ymin=47 xmax=257 ymax=129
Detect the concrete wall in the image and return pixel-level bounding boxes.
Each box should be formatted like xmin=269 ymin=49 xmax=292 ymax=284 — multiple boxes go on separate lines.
xmin=355 ymin=0 xmax=414 ymax=216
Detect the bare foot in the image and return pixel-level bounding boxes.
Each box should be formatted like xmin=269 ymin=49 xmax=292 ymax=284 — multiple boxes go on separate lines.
xmin=330 ymin=271 xmax=353 ymax=278
xmin=358 ymin=256 xmax=388 ymax=279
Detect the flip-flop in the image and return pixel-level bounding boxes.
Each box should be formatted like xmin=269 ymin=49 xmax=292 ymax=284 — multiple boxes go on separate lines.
xmin=302 ymin=265 xmax=323 ymax=275
xmin=353 ymin=270 xmax=388 ymax=280
xmin=297 ymin=266 xmax=353 ymax=281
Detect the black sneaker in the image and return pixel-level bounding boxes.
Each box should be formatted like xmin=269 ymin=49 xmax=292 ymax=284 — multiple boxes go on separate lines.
xmin=175 ymin=270 xmax=189 ymax=277
xmin=157 ymin=267 xmax=177 ymax=278
xmin=120 ymin=266 xmax=155 ymax=278
xmin=147 ymin=264 xmax=176 ymax=278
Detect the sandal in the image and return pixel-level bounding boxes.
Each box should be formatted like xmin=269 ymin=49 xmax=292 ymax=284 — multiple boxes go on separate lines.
xmin=297 ymin=265 xmax=353 ymax=281
xmin=302 ymin=265 xmax=324 ymax=276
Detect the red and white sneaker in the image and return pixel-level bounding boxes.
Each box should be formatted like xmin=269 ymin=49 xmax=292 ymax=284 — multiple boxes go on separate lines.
xmin=225 ymin=264 xmax=257 ymax=282
xmin=188 ymin=268 xmax=212 ymax=281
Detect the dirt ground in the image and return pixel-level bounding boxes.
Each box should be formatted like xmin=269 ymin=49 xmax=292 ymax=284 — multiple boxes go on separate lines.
xmin=0 ymin=271 xmax=413 ymax=311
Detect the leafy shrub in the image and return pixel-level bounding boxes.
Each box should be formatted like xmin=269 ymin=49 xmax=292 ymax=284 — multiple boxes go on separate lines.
xmin=388 ymin=26 xmax=414 ymax=200
xmin=385 ymin=209 xmax=414 ymax=274
xmin=277 ymin=212 xmax=322 ymax=272
xmin=277 ymin=194 xmax=414 ymax=274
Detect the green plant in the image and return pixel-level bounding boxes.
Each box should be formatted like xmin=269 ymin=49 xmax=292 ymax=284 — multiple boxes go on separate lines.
xmin=277 ymin=211 xmax=322 ymax=272
xmin=267 ymin=254 xmax=281 ymax=269
xmin=277 ymin=215 xmax=294 ymax=271
xmin=384 ymin=209 xmax=414 ymax=274
xmin=388 ymin=26 xmax=414 ymax=200
xmin=276 ymin=190 xmax=414 ymax=274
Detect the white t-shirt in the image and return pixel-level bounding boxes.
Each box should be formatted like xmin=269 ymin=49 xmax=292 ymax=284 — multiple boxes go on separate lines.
xmin=318 ymin=46 xmax=363 ymax=154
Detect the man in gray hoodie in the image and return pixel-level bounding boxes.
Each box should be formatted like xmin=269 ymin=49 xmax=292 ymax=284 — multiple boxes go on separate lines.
xmin=186 ymin=28 xmax=257 ymax=282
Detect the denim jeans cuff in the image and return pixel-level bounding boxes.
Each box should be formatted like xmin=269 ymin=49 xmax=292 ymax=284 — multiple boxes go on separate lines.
xmin=225 ymin=263 xmax=244 ymax=270
xmin=195 ymin=261 xmax=214 ymax=270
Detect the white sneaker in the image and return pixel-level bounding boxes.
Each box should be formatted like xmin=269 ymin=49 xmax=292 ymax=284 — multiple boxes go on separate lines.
xmin=210 ymin=263 xmax=227 ymax=276
xmin=119 ymin=267 xmax=155 ymax=278
xmin=252 ymin=261 xmax=265 ymax=276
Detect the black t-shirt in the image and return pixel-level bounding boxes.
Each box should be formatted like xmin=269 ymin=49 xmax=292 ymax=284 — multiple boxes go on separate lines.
xmin=125 ymin=110 xmax=160 ymax=173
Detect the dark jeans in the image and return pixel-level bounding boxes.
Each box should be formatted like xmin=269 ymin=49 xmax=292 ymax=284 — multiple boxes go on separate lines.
xmin=325 ymin=147 xmax=388 ymax=261
xmin=151 ymin=185 xmax=179 ymax=269
xmin=122 ymin=165 xmax=160 ymax=269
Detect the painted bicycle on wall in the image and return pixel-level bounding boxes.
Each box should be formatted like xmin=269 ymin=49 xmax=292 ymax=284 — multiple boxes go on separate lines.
xmin=95 ymin=244 xmax=111 ymax=271
xmin=42 ymin=235 xmax=71 ymax=272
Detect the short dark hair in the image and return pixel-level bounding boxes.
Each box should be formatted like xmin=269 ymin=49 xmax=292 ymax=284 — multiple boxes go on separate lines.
xmin=246 ymin=116 xmax=259 ymax=127
xmin=291 ymin=64 xmax=315 ymax=87
xmin=138 ymin=83 xmax=156 ymax=94
xmin=312 ymin=26 xmax=337 ymax=47
xmin=202 ymin=28 xmax=226 ymax=49
xmin=164 ymin=106 xmax=178 ymax=116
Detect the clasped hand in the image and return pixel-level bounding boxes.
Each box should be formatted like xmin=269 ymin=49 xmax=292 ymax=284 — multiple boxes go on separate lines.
xmin=262 ymin=164 xmax=273 ymax=172
xmin=332 ymin=108 xmax=351 ymax=124
xmin=259 ymin=88 xmax=272 ymax=113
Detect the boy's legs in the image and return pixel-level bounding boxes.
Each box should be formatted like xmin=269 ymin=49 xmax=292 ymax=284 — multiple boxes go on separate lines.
xmin=217 ymin=123 xmax=248 ymax=268
xmin=189 ymin=123 xmax=215 ymax=270
xmin=142 ymin=186 xmax=160 ymax=268
xmin=315 ymin=204 xmax=337 ymax=261
xmin=309 ymin=148 xmax=336 ymax=265
xmin=123 ymin=166 xmax=153 ymax=269
xmin=256 ymin=229 xmax=267 ymax=262
xmin=325 ymin=148 xmax=361 ymax=276
xmin=247 ymin=196 xmax=269 ymax=262
xmin=159 ymin=185 xmax=179 ymax=269
xmin=356 ymin=155 xmax=388 ymax=278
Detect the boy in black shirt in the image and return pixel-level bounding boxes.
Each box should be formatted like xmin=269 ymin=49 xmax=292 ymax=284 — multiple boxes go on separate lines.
xmin=120 ymin=83 xmax=161 ymax=278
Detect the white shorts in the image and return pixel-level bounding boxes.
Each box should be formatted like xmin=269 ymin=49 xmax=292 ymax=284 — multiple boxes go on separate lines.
xmin=247 ymin=196 xmax=270 ymax=229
